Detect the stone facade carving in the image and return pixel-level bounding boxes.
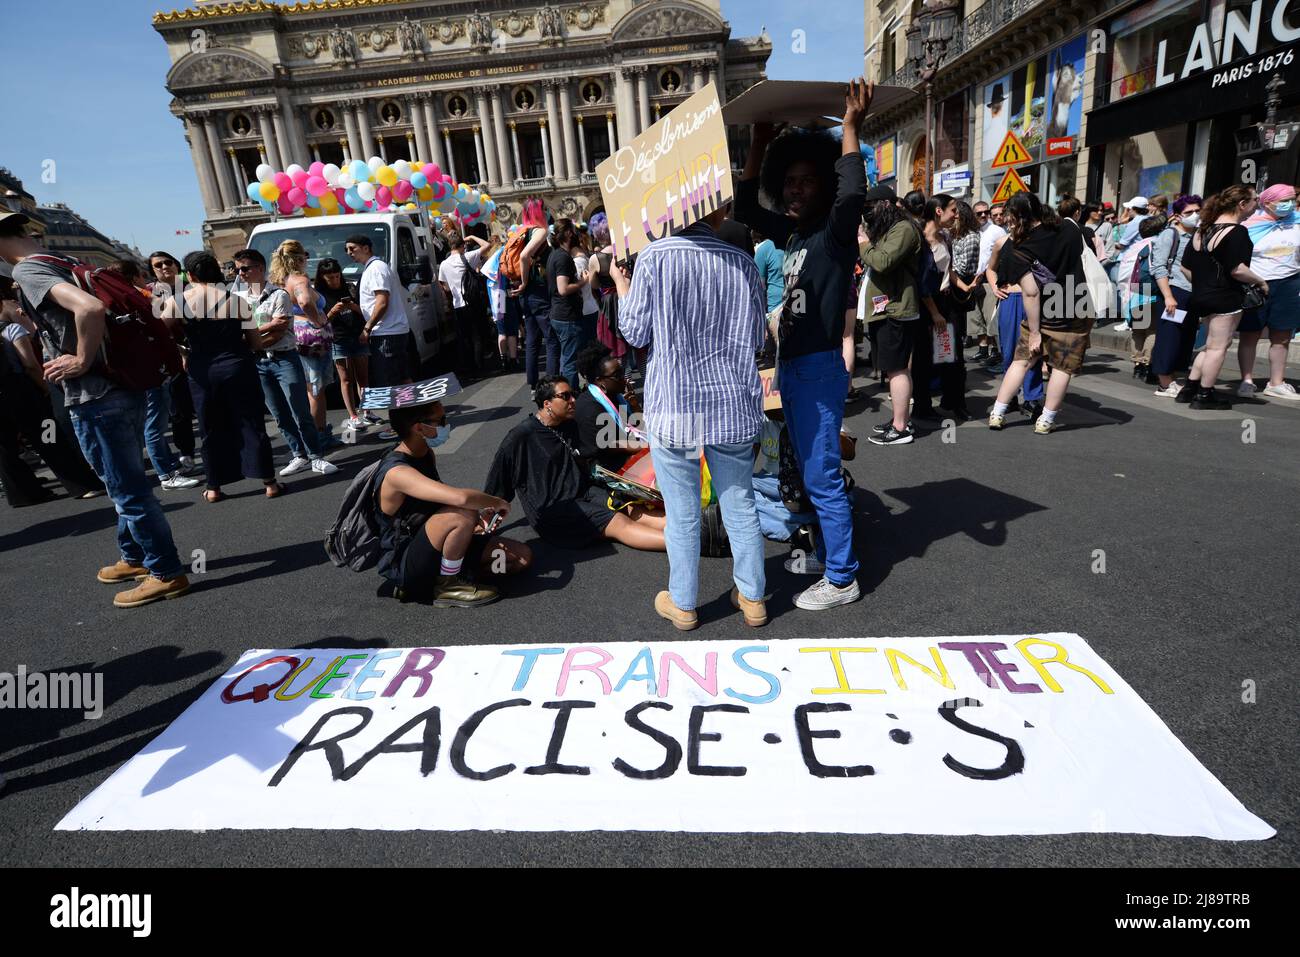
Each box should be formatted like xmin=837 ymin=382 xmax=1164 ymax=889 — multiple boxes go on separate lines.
xmin=359 ymin=29 xmax=395 ymax=52
xmin=538 ymin=5 xmax=563 ymax=39
xmin=329 ymin=28 xmax=358 ymax=64
xmin=427 ymin=20 xmax=466 ymax=45
xmin=622 ymin=6 xmax=718 ymax=40
xmin=467 ymin=13 xmax=493 ymax=47
xmin=398 ymin=18 xmax=422 ymax=53
xmin=566 ymin=5 xmax=607 ymax=31
xmin=498 ymin=12 xmax=533 ymax=39
xmin=171 ymin=50 xmax=274 ymax=87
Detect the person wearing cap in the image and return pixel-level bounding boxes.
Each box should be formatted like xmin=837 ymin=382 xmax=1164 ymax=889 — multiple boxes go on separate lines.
xmin=377 ymin=395 xmax=530 ymax=607
xmin=0 ymin=211 xmax=190 ymax=607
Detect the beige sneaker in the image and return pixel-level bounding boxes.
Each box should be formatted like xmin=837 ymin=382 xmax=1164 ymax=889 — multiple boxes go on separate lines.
xmin=730 ymin=587 xmax=768 ymax=627
xmin=97 ymin=559 xmax=150 ymax=584
xmin=654 ymin=591 xmax=698 ymax=631
xmin=113 ymin=574 xmax=191 ymax=608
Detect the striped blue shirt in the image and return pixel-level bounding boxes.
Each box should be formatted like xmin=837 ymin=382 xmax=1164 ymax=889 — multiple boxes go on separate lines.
xmin=619 ymin=223 xmax=767 ymax=448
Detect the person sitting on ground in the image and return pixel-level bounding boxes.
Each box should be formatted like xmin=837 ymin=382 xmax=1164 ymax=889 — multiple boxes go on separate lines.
xmin=377 ymin=400 xmax=532 ymax=607
xmin=573 ymin=341 xmax=646 ymax=473
xmin=485 ymin=374 xmax=669 ymax=551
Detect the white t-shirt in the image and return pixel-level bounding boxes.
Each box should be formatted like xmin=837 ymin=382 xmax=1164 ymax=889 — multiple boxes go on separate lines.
xmin=976 ymin=221 xmax=1007 ymax=275
xmin=437 ymin=247 xmax=484 ymax=309
xmin=1249 ymin=221 xmax=1300 ymax=280
xmin=246 ymin=285 xmax=296 ymax=352
xmin=573 ymin=252 xmax=599 ymax=316
xmin=358 ymin=256 xmax=409 ymax=336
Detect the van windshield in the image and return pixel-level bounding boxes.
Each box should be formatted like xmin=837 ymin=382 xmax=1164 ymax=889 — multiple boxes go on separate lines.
xmin=248 ymin=223 xmax=391 ymax=282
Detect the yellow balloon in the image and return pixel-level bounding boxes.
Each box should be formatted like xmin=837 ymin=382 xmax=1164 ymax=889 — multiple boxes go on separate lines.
xmin=303 ymin=205 xmax=322 ymax=217
xmin=481 ymin=193 xmax=491 ymax=203
xmin=259 ymin=181 xmax=280 ymax=202
xmin=410 ymin=161 xmax=423 ymax=172
xmin=377 ymin=165 xmax=398 ymax=187
xmin=417 ymin=186 xmax=434 ymax=201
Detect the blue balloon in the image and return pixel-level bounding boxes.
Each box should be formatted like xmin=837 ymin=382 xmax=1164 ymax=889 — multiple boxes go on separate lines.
xmin=344 ymin=186 xmax=363 ymax=210
xmin=246 ymin=181 xmax=262 ymax=201
xmin=434 ymin=217 xmax=442 ymax=228
xmin=350 ymin=160 xmax=371 ymax=183
xmin=306 ymin=193 xmax=321 ymax=208
xmin=410 ymin=172 xmax=427 ymax=190
xmin=258 ymin=199 xmax=275 ymax=213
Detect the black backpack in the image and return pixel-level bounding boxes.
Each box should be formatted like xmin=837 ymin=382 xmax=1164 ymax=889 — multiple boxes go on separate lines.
xmin=459 ymin=252 xmax=488 ymax=317
xmin=324 ymin=457 xmax=386 ymax=571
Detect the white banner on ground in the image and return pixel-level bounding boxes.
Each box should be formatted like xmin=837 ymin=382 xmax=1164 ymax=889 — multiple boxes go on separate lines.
xmin=56 ymin=634 xmax=1274 ymax=838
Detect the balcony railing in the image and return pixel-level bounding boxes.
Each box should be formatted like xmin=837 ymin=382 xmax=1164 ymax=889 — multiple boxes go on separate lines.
xmin=885 ymin=0 xmax=1047 ymax=89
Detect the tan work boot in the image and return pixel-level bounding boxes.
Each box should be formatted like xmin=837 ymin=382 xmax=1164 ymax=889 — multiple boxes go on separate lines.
xmin=730 ymin=587 xmax=768 ymax=627
xmin=654 ymin=591 xmax=698 ymax=631
xmin=433 ymin=574 xmax=499 ymax=608
xmin=113 ymin=574 xmax=191 ymax=608
xmin=98 ymin=559 xmax=150 ymax=584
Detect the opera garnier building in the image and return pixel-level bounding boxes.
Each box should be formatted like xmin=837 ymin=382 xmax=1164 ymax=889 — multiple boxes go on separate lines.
xmin=153 ymin=0 xmax=771 ymax=253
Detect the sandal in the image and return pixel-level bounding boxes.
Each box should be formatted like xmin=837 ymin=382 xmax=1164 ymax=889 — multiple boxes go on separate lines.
xmin=204 ymin=489 xmax=225 ymax=503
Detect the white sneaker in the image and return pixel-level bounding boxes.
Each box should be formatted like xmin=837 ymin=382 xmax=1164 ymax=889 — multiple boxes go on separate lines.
xmin=783 ymin=553 xmax=827 ymax=576
xmin=178 ymin=455 xmax=198 ymax=473
xmin=280 ymin=456 xmax=311 ymax=476
xmin=1262 ymin=381 xmax=1300 ymax=400
xmin=1153 ymin=382 xmax=1182 ymax=397
xmin=160 ymin=471 xmax=201 ymax=490
xmin=310 ymin=457 xmax=339 ymax=475
xmin=1237 ymin=381 xmax=1258 ymax=397
xmin=794 ymin=576 xmax=862 ymax=611
xmin=346 ymin=416 xmax=368 ymax=430
xmin=1112 ymin=322 xmax=1131 ymax=332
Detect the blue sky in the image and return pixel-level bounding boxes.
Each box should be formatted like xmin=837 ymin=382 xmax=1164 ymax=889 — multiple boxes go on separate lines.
xmin=0 ymin=1 xmax=863 ymax=257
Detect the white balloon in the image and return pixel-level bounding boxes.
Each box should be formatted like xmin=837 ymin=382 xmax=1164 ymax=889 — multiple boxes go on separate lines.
xmin=337 ymin=172 xmax=355 ymax=189
xmin=356 ymin=181 xmax=377 ymax=202
xmin=322 ymin=163 xmax=341 ymax=185
xmin=286 ymin=163 xmax=305 ymax=178
xmin=255 ymin=163 xmax=273 ymax=183
xmin=393 ymin=159 xmax=412 ymax=180
xmin=367 ymin=156 xmax=384 ymax=173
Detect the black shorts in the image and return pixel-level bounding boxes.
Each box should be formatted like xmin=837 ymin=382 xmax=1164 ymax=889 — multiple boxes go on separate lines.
xmin=536 ymin=488 xmax=616 ymax=548
xmin=395 ymin=524 xmax=490 ymax=597
xmin=873 ymin=316 xmax=925 ymax=373
xmin=369 ymin=332 xmax=412 ymax=386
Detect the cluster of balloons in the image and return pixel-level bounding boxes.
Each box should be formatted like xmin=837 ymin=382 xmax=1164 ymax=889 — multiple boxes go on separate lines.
xmin=245 ymin=158 xmax=498 ymax=222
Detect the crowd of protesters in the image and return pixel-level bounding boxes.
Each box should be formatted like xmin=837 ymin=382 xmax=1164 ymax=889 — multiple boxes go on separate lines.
xmin=2 ymin=72 xmax=1298 ymax=619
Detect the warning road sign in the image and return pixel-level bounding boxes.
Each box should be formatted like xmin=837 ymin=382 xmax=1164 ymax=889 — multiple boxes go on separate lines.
xmin=991 ymin=167 xmax=1030 ymax=203
xmin=991 ymin=130 xmax=1031 ymax=169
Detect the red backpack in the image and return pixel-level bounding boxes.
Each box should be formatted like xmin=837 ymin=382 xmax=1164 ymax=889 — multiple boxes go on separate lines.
xmin=25 ymin=254 xmax=182 ymax=392
xmin=500 ymin=226 xmax=534 ymax=284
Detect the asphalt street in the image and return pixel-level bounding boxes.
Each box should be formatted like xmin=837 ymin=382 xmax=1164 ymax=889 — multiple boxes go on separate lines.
xmin=2 ymin=345 xmax=1297 ymax=867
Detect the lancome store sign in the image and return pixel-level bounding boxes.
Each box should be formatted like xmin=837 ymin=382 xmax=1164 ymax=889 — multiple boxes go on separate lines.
xmin=1154 ymin=0 xmax=1299 ymax=87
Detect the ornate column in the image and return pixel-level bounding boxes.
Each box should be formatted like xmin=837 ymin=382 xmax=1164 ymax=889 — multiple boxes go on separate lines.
xmin=558 ymin=82 xmax=578 ymax=181
xmin=474 ymin=91 xmax=501 ymax=187
xmin=424 ymin=98 xmax=447 ymax=171
xmin=355 ymin=101 xmax=375 ymax=158
xmin=202 ymin=113 xmax=237 ymax=210
xmin=605 ymin=111 xmax=617 ymax=153
xmin=615 ymin=68 xmax=636 ymax=143
xmin=543 ymin=81 xmax=565 ymax=180
xmin=635 ymin=68 xmax=651 ymax=133
xmin=576 ymin=115 xmax=590 ymax=173
xmin=183 ymin=115 xmax=222 ymax=215
xmin=691 ymin=60 xmax=707 ymax=91
xmin=491 ymin=88 xmax=513 ymax=184
xmin=341 ymin=101 xmax=361 ymax=160
xmin=442 ymin=128 xmax=456 ymax=182
xmin=227 ymin=148 xmax=245 ymax=197
xmin=256 ymin=107 xmax=283 ymax=170
xmin=539 ymin=118 xmax=554 ymax=179
xmin=408 ymin=95 xmax=431 ymax=161
xmin=472 ymin=125 xmax=488 ymax=186
xmin=271 ymin=106 xmax=293 ymax=168
xmin=707 ymin=64 xmax=718 ymax=90
xmin=405 ymin=132 xmax=417 ymax=167
xmin=509 ymin=121 xmax=523 ymax=180
xmin=377 ymin=134 xmax=388 ymax=164
xmin=311 ymin=143 xmax=322 ymax=163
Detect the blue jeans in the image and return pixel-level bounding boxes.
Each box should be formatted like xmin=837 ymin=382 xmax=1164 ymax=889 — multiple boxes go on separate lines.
xmin=69 ymin=390 xmax=183 ymax=579
xmin=998 ymin=293 xmax=1045 ymax=403
xmin=256 ymin=351 xmax=324 ymax=460
xmin=752 ymin=473 xmax=816 ymax=542
xmin=552 ymin=317 xmax=583 ymax=386
xmin=778 ymin=349 xmax=857 ymax=586
xmin=650 ymin=437 xmax=765 ymax=611
xmin=143 ymin=383 xmax=180 ymax=478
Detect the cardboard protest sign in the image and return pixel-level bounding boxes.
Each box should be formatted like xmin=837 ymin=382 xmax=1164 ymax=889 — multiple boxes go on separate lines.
xmin=360 ymin=373 xmax=461 ymax=411
xmin=596 ymin=83 xmax=732 ymax=260
xmin=721 ymin=80 xmax=913 ymax=129
xmin=58 ymin=634 xmax=1274 ymax=839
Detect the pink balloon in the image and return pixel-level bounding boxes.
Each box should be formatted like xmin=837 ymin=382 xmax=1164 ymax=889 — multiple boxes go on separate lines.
xmin=425 ymin=164 xmax=442 ymax=182
xmin=306 ymin=176 xmax=328 ymax=197
xmin=287 ymin=187 xmax=307 ymax=207
xmin=273 ymin=172 xmax=292 ymax=192
xmin=277 ymin=196 xmax=295 ymax=214
xmin=291 ymin=170 xmax=309 ymax=189
xmin=333 ymin=187 xmax=348 ymax=203
xmin=308 ymin=161 xmax=325 ymax=178
xmin=393 ymin=180 xmax=413 ymax=201
xmin=375 ymin=185 xmax=392 ymax=207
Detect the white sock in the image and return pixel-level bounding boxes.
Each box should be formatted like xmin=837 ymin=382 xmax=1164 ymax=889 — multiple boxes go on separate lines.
xmin=440 ymin=556 xmax=463 ymax=577
xmin=992 ymin=401 xmax=1010 ymax=416
xmin=1040 ymin=408 xmax=1058 ymax=424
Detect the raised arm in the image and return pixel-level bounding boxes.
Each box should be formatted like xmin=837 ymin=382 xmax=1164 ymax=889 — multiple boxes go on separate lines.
xmin=827 ymin=78 xmax=872 ymax=250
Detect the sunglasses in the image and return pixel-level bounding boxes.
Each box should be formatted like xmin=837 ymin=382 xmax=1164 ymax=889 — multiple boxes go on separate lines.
xmin=975 ymin=211 xmax=989 ymax=218
xmin=235 ymin=265 xmax=255 ymax=273
xmin=550 ymin=391 xmax=577 ymax=402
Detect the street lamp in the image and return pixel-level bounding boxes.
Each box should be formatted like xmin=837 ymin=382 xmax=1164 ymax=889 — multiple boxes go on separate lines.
xmin=906 ymin=0 xmax=961 ymax=193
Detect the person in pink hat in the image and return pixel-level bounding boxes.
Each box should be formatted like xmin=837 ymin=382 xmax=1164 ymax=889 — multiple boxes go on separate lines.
xmin=1237 ymin=183 xmax=1300 ymax=401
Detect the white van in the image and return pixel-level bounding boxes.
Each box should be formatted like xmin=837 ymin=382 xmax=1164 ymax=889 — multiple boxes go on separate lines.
xmin=247 ymin=211 xmax=452 ymax=369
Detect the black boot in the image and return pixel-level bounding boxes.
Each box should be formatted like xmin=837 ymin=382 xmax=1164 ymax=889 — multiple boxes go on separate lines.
xmin=1190 ymin=387 xmax=1231 ymax=410
xmin=1175 ymin=379 xmax=1199 ymax=404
